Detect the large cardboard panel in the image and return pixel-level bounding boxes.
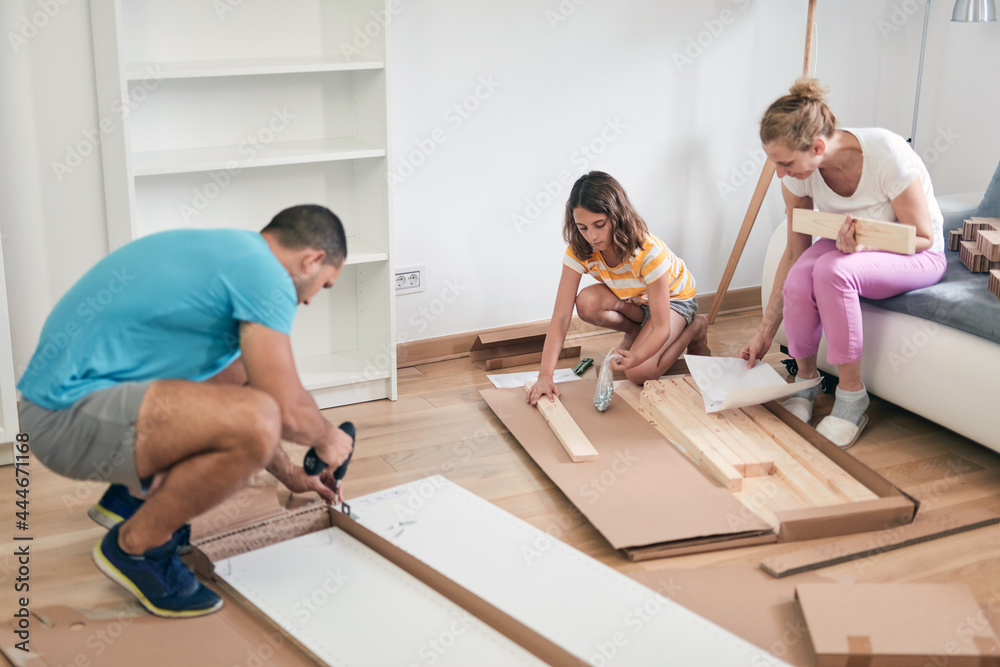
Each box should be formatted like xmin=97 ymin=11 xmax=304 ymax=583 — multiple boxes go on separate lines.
xmin=480 ymin=381 xmax=774 ymax=551
xmin=483 ymin=380 xmax=918 ymax=558
xmin=795 ymin=583 xmax=1000 ymax=666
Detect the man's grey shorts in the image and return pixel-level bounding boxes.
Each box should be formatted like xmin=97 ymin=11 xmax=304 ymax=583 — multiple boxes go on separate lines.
xmin=640 ymin=297 xmax=699 ymax=326
xmin=18 ymin=381 xmax=153 ymax=494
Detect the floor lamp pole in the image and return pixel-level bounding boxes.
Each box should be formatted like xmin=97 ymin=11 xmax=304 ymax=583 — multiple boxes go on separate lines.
xmin=910 ymin=0 xmax=932 ymax=149
xmin=706 ymin=0 xmax=818 ymax=324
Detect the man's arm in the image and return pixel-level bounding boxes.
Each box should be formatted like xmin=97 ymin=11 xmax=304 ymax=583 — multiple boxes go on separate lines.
xmin=239 ymin=321 xmax=353 ymax=500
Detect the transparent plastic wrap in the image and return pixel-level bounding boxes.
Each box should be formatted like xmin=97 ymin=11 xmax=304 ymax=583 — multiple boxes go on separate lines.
xmin=594 ymin=348 xmax=621 ymax=412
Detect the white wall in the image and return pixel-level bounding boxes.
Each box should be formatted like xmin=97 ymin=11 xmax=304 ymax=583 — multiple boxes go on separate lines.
xmin=1 ymin=0 xmax=998 ymax=377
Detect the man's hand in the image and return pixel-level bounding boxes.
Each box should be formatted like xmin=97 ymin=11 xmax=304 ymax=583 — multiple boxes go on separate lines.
xmin=527 ymin=378 xmax=559 ymax=405
xmin=280 ymin=465 xmax=344 ymax=505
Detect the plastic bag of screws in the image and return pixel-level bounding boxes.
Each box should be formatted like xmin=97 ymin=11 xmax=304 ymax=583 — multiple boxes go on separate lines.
xmin=594 ymin=348 xmax=621 ymax=412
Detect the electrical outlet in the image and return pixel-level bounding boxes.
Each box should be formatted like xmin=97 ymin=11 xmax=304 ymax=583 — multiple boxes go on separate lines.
xmin=394 ymin=265 xmax=425 ymax=295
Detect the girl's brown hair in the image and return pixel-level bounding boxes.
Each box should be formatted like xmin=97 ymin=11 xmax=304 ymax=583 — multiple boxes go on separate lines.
xmin=760 ymin=78 xmax=838 ymax=151
xmin=563 ymin=171 xmax=648 ymax=261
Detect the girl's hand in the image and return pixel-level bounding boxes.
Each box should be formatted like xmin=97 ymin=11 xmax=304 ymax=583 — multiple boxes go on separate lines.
xmin=836 ymin=215 xmax=867 ymax=253
xmin=527 ymin=378 xmax=559 ymax=405
xmin=610 ymin=348 xmax=635 ymax=371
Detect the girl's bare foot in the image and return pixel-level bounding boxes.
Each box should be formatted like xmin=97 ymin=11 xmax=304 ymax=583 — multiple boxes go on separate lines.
xmin=685 ymin=315 xmax=712 ymax=356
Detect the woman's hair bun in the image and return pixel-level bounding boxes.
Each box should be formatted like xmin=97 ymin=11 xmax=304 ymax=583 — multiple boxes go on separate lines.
xmin=788 ymin=77 xmax=829 ymax=103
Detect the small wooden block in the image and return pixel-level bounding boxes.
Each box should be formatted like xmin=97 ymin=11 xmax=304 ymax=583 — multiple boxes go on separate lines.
xmin=524 ymin=383 xmax=599 ymax=462
xmin=990 ymin=270 xmax=1000 ymax=301
xmin=960 ymin=241 xmax=989 ymax=273
xmin=962 ymin=217 xmax=1000 ymax=241
xmin=948 ymin=228 xmax=962 ymax=251
xmin=976 ymin=229 xmax=1000 ymax=262
xmin=792 ymin=209 xmax=915 ymax=255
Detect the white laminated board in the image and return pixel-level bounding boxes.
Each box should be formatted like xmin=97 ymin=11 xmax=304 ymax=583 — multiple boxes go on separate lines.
xmin=215 ymin=526 xmax=545 ymax=666
xmin=348 ymin=476 xmax=791 ymax=665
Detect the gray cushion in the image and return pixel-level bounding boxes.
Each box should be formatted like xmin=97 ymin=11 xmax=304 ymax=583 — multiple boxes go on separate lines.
xmin=974 ymin=160 xmax=1000 ymax=218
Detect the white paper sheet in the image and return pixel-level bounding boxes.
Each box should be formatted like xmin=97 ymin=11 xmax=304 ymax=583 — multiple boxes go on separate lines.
xmin=684 ymin=355 xmax=820 ymax=413
xmin=487 ymin=367 xmax=581 ymax=389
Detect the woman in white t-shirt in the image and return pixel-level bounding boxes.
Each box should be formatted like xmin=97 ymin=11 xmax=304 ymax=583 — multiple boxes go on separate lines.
xmin=739 ymin=78 xmax=946 ymax=448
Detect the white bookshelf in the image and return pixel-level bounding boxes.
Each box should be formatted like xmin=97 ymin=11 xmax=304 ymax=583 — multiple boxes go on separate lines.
xmin=0 ymin=233 xmax=20 ymax=463
xmin=90 ymin=0 xmax=396 ymax=409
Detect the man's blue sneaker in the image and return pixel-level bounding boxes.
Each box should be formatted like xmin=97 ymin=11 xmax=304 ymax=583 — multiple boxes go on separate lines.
xmin=88 ymin=484 xmax=144 ymax=529
xmin=93 ymin=523 xmax=223 ymax=618
xmin=88 ymin=484 xmax=191 ymax=554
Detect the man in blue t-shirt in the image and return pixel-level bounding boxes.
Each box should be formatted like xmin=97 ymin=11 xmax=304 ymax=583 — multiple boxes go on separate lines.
xmin=18 ymin=204 xmax=355 ymax=618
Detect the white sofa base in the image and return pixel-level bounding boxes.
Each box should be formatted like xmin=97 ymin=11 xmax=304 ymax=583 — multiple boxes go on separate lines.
xmin=761 ymin=193 xmax=1000 ymax=455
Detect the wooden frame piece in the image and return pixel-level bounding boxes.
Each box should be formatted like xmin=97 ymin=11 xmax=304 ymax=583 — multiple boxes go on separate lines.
xmin=976 ymin=229 xmax=1000 ymax=262
xmin=523 ymin=383 xmax=599 ymax=462
xmin=989 ymin=269 xmax=1000 ymax=300
xmin=639 ymin=388 xmax=742 ymax=492
xmin=792 ymin=209 xmax=916 ymax=255
xmin=960 ymin=240 xmax=989 ymax=272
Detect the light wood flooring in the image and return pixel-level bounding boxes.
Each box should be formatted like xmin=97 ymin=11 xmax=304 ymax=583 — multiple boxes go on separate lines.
xmin=3 ymin=309 xmax=1000 ymax=662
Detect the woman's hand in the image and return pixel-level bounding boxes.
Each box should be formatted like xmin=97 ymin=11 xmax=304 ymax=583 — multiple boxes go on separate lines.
xmin=739 ymin=331 xmax=774 ymax=369
xmin=836 ymin=215 xmax=869 ymax=254
xmin=527 ymin=378 xmax=559 ymax=405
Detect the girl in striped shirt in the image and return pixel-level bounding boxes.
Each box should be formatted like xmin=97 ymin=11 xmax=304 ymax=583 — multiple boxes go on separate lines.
xmin=527 ymin=171 xmax=710 ymax=405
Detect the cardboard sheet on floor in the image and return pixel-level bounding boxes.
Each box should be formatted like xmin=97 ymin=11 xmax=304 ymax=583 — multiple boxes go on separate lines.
xmin=630 ymin=567 xmax=827 ymax=667
xmin=480 ymin=381 xmax=774 ymax=552
xmin=795 ymin=582 xmax=1000 ymax=666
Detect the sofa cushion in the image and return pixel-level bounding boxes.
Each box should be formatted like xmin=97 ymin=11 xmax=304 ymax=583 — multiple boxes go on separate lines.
xmin=974 ymin=159 xmax=1000 ymax=217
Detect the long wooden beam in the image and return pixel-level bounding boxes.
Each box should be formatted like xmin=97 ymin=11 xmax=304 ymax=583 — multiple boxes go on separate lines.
xmin=791 ymin=208 xmax=916 ymax=255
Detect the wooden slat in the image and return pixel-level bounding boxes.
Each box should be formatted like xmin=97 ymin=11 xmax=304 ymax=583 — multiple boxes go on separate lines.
xmin=523 ymin=383 xmax=599 ymax=462
xmin=484 ymin=346 xmax=580 ymax=371
xmin=792 ymin=208 xmax=916 ymax=254
xmin=658 ymin=378 xmax=765 ymax=477
xmin=647 ymin=381 xmax=749 ymax=475
xmin=948 ymin=228 xmax=962 ymax=251
xmin=639 ymin=388 xmax=742 ymax=492
xmin=989 ymin=270 xmax=1000 ymax=301
xmin=741 ymin=405 xmax=878 ymax=504
xmin=963 ymin=217 xmax=1000 ymax=241
xmin=679 ymin=376 xmax=777 ymax=475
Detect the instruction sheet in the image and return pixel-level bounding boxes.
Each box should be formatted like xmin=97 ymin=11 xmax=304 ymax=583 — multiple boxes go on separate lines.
xmin=685 ymin=355 xmax=820 ymax=413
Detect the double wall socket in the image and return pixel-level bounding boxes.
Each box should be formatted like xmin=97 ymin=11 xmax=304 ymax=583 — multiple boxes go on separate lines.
xmin=394 ymin=265 xmax=425 ymax=295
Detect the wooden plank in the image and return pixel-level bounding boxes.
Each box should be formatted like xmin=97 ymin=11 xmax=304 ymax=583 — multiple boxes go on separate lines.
xmin=523 ymin=382 xmax=599 ymax=462
xmin=484 ymin=346 xmax=580 ymax=371
xmin=679 ymin=376 xmax=777 ymax=475
xmin=659 ymin=378 xmax=765 ymax=477
xmin=760 ymin=507 xmax=1000 ymax=577
xmin=742 ymin=404 xmax=877 ymax=504
xmin=990 ymin=270 xmax=1000 ymax=301
xmin=976 ymin=229 xmax=1000 ymax=262
xmin=792 ymin=208 xmax=916 ymax=255
xmin=640 ymin=388 xmax=742 ymax=492
xmin=646 ymin=381 xmax=749 ymax=475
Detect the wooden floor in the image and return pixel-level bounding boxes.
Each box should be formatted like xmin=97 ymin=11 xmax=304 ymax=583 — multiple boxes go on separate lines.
xmin=3 ymin=308 xmax=1000 ymax=662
